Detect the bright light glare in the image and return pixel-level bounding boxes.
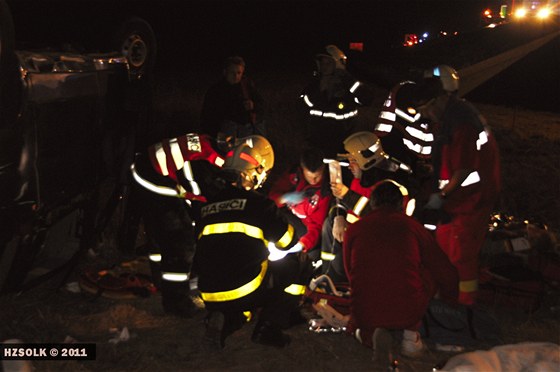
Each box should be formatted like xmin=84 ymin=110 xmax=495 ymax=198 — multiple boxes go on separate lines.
xmin=486 ymin=23 xmax=497 ymax=28
xmin=537 ymin=8 xmax=551 ymax=18
xmin=422 ymin=32 xmax=428 ymax=38
xmin=515 ymin=8 xmax=527 ymax=18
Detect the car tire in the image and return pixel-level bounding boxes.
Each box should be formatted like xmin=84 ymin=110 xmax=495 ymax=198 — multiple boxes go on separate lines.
xmin=113 ymin=17 xmax=157 ymax=79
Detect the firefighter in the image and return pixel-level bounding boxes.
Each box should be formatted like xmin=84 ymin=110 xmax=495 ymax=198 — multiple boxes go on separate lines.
xmin=416 ymin=65 xmax=501 ymax=305
xmin=300 ymin=45 xmax=373 ymax=158
xmin=193 ymin=138 xmax=312 ymax=349
xmin=268 ymin=147 xmax=332 ymax=263
xmin=130 ymin=132 xmax=230 ymax=317
xmin=321 ymin=131 xmax=416 ymax=282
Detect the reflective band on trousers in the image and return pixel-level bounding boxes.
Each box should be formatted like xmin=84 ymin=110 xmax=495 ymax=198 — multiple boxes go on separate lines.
xmin=199 ymin=222 xmax=294 ymax=249
xmin=459 ymin=279 xmax=478 ymax=293
xmin=439 ymin=171 xmax=481 ymax=190
xmin=200 ymin=260 xmax=268 ymax=302
xmin=321 ymin=251 xmax=336 ymax=261
xmin=162 ymin=272 xmax=189 ymax=282
xmin=284 ymin=284 xmax=306 ymax=296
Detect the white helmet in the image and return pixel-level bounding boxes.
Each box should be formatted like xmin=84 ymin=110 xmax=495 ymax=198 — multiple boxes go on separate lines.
xmin=224 ymin=135 xmax=274 ymax=190
xmin=316 ymin=44 xmax=347 ymax=70
xmin=343 ymin=131 xmax=386 ymax=170
xmin=424 ymin=65 xmax=459 ymax=93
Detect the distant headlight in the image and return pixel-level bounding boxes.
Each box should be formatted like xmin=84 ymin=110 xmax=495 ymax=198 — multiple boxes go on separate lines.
xmin=515 ymin=8 xmax=527 ymax=18
xmin=537 ymin=8 xmax=551 ymax=19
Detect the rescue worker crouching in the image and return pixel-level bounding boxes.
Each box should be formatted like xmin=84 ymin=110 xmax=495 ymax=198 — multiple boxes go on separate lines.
xmin=130 ymin=132 xmax=229 ymax=317
xmin=321 ymin=131 xmax=416 ymax=282
xmin=192 ymin=137 xmax=313 ymax=349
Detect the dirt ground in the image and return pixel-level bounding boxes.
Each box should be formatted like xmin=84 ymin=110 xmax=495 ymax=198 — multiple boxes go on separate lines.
xmin=2 ymin=70 xmax=560 ymax=371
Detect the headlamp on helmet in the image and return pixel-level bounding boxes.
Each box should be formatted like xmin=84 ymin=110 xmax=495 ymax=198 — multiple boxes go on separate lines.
xmin=224 ymin=135 xmax=274 ymax=190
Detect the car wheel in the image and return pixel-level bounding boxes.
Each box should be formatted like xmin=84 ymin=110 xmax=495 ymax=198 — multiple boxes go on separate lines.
xmin=113 ymin=17 xmax=157 ymax=79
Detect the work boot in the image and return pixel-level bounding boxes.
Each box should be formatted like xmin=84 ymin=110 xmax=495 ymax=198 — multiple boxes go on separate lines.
xmin=372 ymin=328 xmax=393 ymax=370
xmin=204 ymin=311 xmax=226 ymax=351
xmin=401 ymin=329 xmax=426 ymax=358
xmin=251 ymin=320 xmax=291 ymax=348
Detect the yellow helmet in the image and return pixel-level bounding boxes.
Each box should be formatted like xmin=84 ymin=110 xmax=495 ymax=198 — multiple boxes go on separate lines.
xmin=224 ymin=135 xmax=274 ymax=189
xmin=343 ymin=131 xmax=386 ymax=170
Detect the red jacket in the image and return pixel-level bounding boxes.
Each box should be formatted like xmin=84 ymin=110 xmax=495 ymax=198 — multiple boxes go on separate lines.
xmin=268 ymin=168 xmax=331 ymax=251
xmin=435 ymin=98 xmax=501 ymax=216
xmin=343 ymin=206 xmax=458 ymax=333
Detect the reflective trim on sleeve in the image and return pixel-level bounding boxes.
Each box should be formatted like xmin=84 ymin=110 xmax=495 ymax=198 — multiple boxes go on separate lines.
xmin=302 ymin=94 xmax=314 ymax=107
xmin=375 ymin=123 xmax=393 ymax=133
xmin=459 ymin=279 xmax=478 ymax=293
xmin=284 ymin=283 xmax=307 ymax=296
xmin=162 ymin=272 xmax=189 ymax=282
xmin=321 ymin=251 xmax=336 ymax=261
xmin=476 ymin=129 xmax=489 ymax=150
xmin=346 ymin=214 xmax=359 ymax=224
xmin=183 ymin=161 xmax=202 ymax=196
xmin=349 ymin=81 xmax=361 ymax=93
xmin=169 ymin=137 xmax=185 ymax=171
xmin=200 ymin=260 xmax=268 ymax=302
xmin=403 ymin=138 xmax=432 ymax=156
xmin=154 ymin=143 xmax=169 ymax=176
xmin=379 ymin=111 xmax=396 ymax=122
xmin=352 ymin=196 xmax=370 ymax=217
xmin=405 ymin=126 xmax=434 ymax=142
xmin=460 ymin=171 xmax=481 ymax=187
xmin=149 ymin=254 xmax=162 ymax=263
xmin=395 ymin=108 xmax=421 ymax=123
xmin=275 ymin=224 xmax=295 ymax=249
xmin=131 ymin=164 xmax=180 ymax=197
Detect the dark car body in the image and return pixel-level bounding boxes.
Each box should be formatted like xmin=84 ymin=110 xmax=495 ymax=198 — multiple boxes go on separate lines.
xmin=0 ymin=0 xmax=155 ymax=293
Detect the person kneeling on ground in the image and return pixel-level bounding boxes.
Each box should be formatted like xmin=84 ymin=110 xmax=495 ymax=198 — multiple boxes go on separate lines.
xmin=193 ymin=136 xmax=312 ymax=349
xmin=343 ymin=180 xmax=458 ymax=365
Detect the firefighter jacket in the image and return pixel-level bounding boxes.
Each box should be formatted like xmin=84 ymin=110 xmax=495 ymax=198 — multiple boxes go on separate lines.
xmin=301 ymin=69 xmax=370 ymax=122
xmin=344 ymin=206 xmax=458 ymax=334
xmin=193 ymin=184 xmax=299 ymax=303
xmin=268 ymin=167 xmax=331 ymax=251
xmin=131 ymin=133 xmax=225 ymax=201
xmin=329 ymin=171 xmax=412 ymax=224
xmin=433 ymin=97 xmax=501 ymax=216
xmin=374 ymin=81 xmax=435 ymax=161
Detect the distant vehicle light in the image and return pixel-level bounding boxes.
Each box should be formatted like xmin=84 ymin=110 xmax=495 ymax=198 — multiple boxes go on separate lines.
xmin=537 ymin=8 xmax=551 ymax=18
xmin=486 ymin=23 xmax=497 ymax=28
xmin=484 ymin=9 xmax=492 ymax=18
xmin=422 ymin=32 xmax=428 ymax=38
xmin=515 ymin=8 xmax=528 ymax=18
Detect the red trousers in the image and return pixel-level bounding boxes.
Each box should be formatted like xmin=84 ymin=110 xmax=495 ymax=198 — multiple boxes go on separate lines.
xmin=436 ymin=209 xmax=490 ymax=305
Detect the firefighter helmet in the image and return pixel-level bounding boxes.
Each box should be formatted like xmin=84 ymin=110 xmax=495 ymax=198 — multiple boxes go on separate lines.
xmin=316 ymin=44 xmax=347 ymax=70
xmin=343 ymin=131 xmax=386 ymax=171
xmin=224 ymin=135 xmax=274 ymax=189
xmin=424 ymin=65 xmax=459 ymax=93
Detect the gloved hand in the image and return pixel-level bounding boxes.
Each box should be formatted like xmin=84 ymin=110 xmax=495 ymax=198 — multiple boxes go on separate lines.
xmin=280 ymin=191 xmax=305 ymax=205
xmin=424 ymin=192 xmax=444 ymax=210
xmin=332 ymin=215 xmax=348 ymax=242
xmin=268 ymin=242 xmax=304 ymax=261
xmin=330 ymin=183 xmax=349 ymax=199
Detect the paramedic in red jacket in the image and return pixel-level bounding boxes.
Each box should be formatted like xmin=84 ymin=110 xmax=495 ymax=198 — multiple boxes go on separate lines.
xmin=343 ymin=180 xmax=458 ymax=358
xmin=417 ymin=65 xmax=501 ymax=305
xmin=268 ymin=147 xmax=331 ymax=261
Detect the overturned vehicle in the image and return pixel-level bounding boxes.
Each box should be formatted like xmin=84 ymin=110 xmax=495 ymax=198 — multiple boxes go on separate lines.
xmin=0 ymin=0 xmax=156 ymax=293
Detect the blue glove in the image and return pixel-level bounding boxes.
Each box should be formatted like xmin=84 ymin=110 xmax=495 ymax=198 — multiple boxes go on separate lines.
xmin=280 ymin=191 xmax=305 ymax=205
xmin=424 ymin=192 xmax=444 ymax=210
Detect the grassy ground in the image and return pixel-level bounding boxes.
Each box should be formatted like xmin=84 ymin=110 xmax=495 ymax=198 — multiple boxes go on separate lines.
xmin=2 ymin=67 xmax=559 ymax=371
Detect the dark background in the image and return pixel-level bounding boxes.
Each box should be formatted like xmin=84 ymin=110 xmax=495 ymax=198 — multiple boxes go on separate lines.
xmin=6 ymin=0 xmax=560 ymax=112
